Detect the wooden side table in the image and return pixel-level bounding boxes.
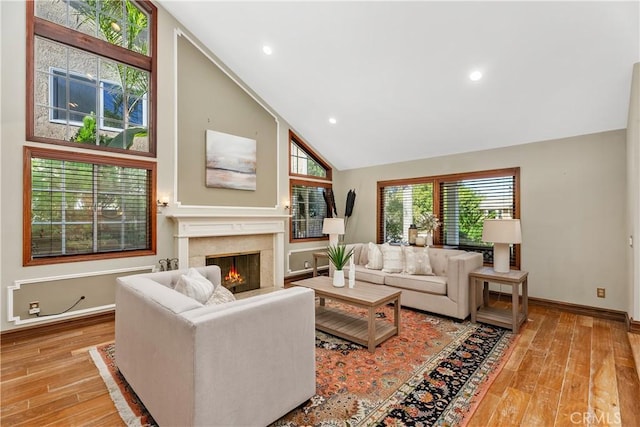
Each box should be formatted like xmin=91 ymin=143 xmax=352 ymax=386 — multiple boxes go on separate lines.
xmin=312 ymin=252 xmax=329 ymax=277
xmin=469 ymin=266 xmax=529 ymax=333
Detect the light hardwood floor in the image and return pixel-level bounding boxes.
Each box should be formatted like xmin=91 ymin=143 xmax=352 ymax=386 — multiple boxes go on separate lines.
xmin=2 ymin=303 xmax=639 ymax=426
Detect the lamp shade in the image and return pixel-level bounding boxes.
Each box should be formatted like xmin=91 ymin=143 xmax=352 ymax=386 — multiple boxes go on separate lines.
xmin=482 ymin=219 xmax=522 ymax=244
xmin=322 ymin=218 xmax=345 ymax=235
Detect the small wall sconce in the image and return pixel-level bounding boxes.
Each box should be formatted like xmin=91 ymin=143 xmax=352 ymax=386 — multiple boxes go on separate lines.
xmin=157 ymin=195 xmax=170 ymax=207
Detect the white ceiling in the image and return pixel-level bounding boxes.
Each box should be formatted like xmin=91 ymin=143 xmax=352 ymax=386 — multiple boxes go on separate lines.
xmin=159 ymin=1 xmax=640 ymax=170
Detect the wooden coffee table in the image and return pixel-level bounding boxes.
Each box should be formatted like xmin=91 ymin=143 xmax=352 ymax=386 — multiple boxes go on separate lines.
xmin=292 ymin=276 xmax=401 ymax=352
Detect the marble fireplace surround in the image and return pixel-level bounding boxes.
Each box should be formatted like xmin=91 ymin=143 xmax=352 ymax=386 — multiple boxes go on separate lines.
xmin=168 ymin=213 xmax=288 ymax=288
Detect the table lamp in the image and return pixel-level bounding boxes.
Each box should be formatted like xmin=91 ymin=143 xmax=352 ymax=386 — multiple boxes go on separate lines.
xmin=482 ymin=219 xmax=521 ymax=273
xmin=322 ymin=218 xmax=345 ymax=247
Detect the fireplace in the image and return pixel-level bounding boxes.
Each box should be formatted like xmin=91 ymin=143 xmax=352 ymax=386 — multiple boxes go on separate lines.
xmin=207 ymin=252 xmax=260 ymax=294
xmin=168 ymin=213 xmax=287 ymax=289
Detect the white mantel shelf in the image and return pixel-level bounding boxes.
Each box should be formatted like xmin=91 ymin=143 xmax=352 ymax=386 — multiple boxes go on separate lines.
xmin=167 ymin=213 xmax=288 ymax=238
xmin=167 ymin=213 xmax=290 ymax=219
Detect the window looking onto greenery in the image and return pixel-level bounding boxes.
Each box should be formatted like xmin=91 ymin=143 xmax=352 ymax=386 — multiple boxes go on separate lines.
xmin=379 ymin=182 xmax=433 ymax=243
xmin=24 ymin=147 xmax=156 ymax=266
xmin=440 ymin=176 xmax=515 ymax=246
xmin=290 ymin=180 xmax=330 ymax=240
xmin=28 ymin=0 xmax=156 ymax=155
xmin=289 ymin=130 xmax=331 ymax=180
xmin=291 ymin=142 xmax=327 ymax=178
xmin=35 ymin=0 xmax=151 ymax=55
xmin=378 ymin=168 xmax=520 ymax=268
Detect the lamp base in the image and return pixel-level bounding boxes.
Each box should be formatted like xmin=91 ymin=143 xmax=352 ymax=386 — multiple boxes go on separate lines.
xmin=492 ymin=243 xmax=511 ymax=273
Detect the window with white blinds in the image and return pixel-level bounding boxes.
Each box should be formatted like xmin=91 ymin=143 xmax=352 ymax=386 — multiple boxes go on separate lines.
xmin=378 ymin=168 xmax=520 ymax=268
xmin=24 ymin=147 xmax=156 ymax=265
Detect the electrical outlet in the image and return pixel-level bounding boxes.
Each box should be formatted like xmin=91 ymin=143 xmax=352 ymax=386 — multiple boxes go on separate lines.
xmin=29 ymin=301 xmax=40 ymax=315
xmin=304 ymin=260 xmax=311 ymax=269
xmin=597 ymin=288 xmax=606 ymax=298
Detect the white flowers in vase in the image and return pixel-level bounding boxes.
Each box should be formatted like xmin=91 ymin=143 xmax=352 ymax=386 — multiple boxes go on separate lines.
xmin=416 ymin=212 xmax=442 ymax=234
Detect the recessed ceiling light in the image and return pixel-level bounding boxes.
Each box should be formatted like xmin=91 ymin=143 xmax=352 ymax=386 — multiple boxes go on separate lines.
xmin=469 ymin=70 xmax=483 ymax=81
xmin=328 ymin=117 xmax=337 ymax=125
xmin=262 ymin=45 xmax=273 ymax=55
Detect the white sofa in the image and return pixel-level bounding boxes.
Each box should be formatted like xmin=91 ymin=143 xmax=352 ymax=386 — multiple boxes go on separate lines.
xmin=343 ymin=243 xmax=483 ymax=320
xmin=115 ymin=266 xmax=316 ymax=427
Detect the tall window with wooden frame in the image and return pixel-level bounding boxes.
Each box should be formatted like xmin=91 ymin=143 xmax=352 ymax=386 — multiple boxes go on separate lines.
xmin=378 ymin=168 xmax=520 ymax=268
xmin=24 ymin=147 xmax=157 ymax=266
xmin=27 ymin=0 xmax=157 ymax=156
xmin=289 ymin=130 xmax=333 ymax=242
xmin=24 ymin=1 xmax=157 ymax=266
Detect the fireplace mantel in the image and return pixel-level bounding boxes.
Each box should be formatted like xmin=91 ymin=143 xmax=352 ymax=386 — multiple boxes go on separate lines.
xmin=167 ymin=213 xmax=289 ymax=237
xmin=167 ymin=213 xmax=289 ymax=287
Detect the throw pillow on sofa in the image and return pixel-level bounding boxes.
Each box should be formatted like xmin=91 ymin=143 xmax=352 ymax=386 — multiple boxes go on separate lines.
xmin=205 ymin=284 xmax=236 ymax=305
xmin=175 ymin=268 xmax=215 ymax=304
xmin=381 ymin=243 xmax=404 ymax=273
xmin=365 ymin=242 xmax=384 ymax=270
xmin=402 ymin=246 xmax=434 ymax=275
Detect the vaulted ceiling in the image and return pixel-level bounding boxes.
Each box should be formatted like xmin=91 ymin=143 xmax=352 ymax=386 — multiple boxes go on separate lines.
xmin=159 ymin=1 xmax=639 ymax=170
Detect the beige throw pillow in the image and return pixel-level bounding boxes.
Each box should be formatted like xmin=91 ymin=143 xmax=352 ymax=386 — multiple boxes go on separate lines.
xmin=174 ymin=268 xmax=215 ymax=304
xmin=381 ymin=243 xmax=404 ymax=273
xmin=365 ymin=242 xmax=384 ymax=270
xmin=403 ymin=246 xmax=434 ymax=275
xmin=205 ymin=284 xmax=236 ymax=305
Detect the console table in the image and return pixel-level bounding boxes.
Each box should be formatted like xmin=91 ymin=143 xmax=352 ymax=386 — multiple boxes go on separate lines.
xmin=469 ymin=267 xmax=528 ymax=333
xmin=312 ymin=252 xmax=328 ymax=277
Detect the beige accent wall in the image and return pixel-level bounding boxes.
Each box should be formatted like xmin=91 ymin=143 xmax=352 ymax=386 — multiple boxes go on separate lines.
xmin=628 ymin=63 xmax=640 ymax=320
xmin=334 ymin=130 xmax=628 ymax=311
xmin=11 ymin=268 xmax=152 ymax=321
xmin=288 ymin=248 xmax=329 ymax=275
xmin=176 ymin=35 xmax=278 ymax=207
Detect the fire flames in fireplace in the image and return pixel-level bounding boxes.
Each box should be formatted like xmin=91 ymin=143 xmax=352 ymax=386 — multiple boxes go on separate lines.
xmin=224 ymin=265 xmax=245 ymax=287
xmin=206 ymin=251 xmax=260 ymax=294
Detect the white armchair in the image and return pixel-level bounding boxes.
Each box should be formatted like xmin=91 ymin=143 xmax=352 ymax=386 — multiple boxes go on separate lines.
xmin=115 ymin=266 xmax=316 ymax=426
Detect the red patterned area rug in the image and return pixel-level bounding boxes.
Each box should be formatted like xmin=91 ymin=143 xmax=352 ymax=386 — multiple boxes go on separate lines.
xmin=90 ymin=302 xmax=516 ymax=427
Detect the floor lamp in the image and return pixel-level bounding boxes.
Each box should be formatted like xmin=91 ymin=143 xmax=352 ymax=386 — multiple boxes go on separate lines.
xmin=322 ymin=218 xmax=345 ymax=247
xmin=482 ymin=219 xmax=522 ymax=273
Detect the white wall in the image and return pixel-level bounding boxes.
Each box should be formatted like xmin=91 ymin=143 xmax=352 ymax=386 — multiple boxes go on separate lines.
xmin=334 ymin=130 xmax=629 ymax=311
